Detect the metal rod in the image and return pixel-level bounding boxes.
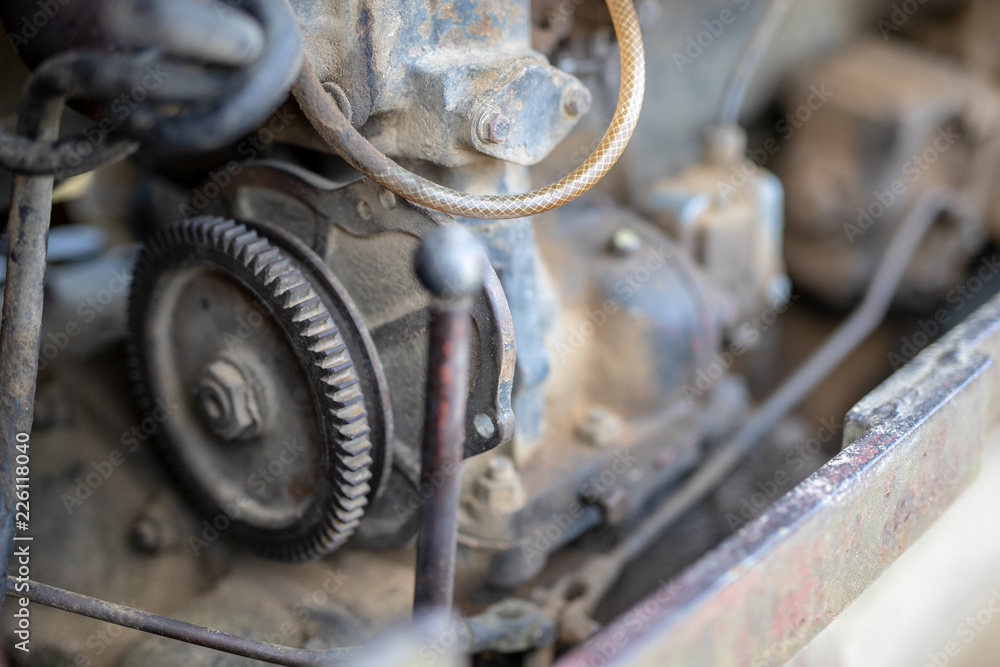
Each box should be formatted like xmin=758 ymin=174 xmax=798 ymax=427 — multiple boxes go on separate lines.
xmin=0 ymin=94 xmax=63 ymax=622
xmin=717 ymin=0 xmax=796 ymax=126
xmin=544 ymin=186 xmax=963 ymax=640
xmin=412 ymin=226 xmax=486 ymax=614
xmin=4 ymin=579 xmax=350 ymax=666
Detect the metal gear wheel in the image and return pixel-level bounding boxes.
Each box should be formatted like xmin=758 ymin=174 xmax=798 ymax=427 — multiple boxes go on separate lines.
xmin=127 ymin=216 xmax=391 ymax=561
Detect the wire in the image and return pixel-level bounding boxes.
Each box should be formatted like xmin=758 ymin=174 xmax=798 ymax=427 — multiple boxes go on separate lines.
xmin=7 ymin=579 xmax=351 ymax=666
xmin=618 ymin=185 xmax=961 ymax=563
xmin=0 ymin=0 xmax=303 ymax=175
xmin=717 ymin=0 xmax=796 ymax=127
xmin=292 ymin=0 xmax=646 ymax=220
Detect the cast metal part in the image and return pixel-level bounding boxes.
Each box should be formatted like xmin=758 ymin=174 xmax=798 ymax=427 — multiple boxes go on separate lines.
xmin=127 ymin=216 xmax=391 ymax=562
xmin=213 ymin=161 xmax=516 ymax=456
xmin=559 ymin=288 xmax=1000 ymax=666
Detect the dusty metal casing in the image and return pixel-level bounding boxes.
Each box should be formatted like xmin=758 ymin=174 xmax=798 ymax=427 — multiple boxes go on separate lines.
xmin=775 ymin=39 xmax=1000 ymax=308
xmin=559 ymin=289 xmax=1000 ymax=666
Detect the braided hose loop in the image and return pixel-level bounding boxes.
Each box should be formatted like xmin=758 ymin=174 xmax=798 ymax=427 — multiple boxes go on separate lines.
xmin=293 ymin=0 xmax=645 ymax=220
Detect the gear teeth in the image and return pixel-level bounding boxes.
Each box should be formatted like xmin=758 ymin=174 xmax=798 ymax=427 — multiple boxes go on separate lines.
xmin=311 ymin=334 xmax=346 ymax=354
xmin=284 ymin=283 xmax=315 ymax=309
xmin=339 ymin=421 xmax=371 ymax=440
xmin=293 ymin=296 xmax=325 ymax=322
xmin=242 ymin=238 xmax=270 ymax=263
xmin=272 ymin=271 xmax=302 ymax=296
xmin=262 ymin=258 xmax=292 ymax=284
xmin=128 ymin=216 xmax=379 ymax=564
xmin=326 ymin=371 xmax=358 ymax=390
xmin=250 ymin=247 xmax=282 ymax=273
xmin=219 ymin=224 xmax=248 ymax=252
xmin=339 ymin=439 xmax=371 ymax=458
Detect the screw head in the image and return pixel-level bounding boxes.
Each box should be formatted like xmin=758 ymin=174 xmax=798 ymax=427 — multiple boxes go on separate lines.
xmin=609 ymin=228 xmax=642 ymax=256
xmin=476 ymin=456 xmax=524 ymax=513
xmin=487 ymin=456 xmax=516 ymax=481
xmin=577 ymin=406 xmax=622 ymax=447
xmin=474 ymin=412 xmax=496 ymax=441
xmin=563 ymin=86 xmax=592 ymax=117
xmin=130 ymin=517 xmax=162 ymax=554
xmin=195 ymin=357 xmax=264 ymax=442
xmin=485 ymin=114 xmax=511 ymax=144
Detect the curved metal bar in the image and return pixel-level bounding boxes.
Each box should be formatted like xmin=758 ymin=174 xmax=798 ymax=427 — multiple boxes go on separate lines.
xmin=5 ymin=579 xmax=352 ymax=666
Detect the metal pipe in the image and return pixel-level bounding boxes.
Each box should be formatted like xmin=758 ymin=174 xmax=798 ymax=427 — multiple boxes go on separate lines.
xmin=5 ymin=579 xmax=350 ymax=666
xmin=717 ymin=0 xmax=796 ymax=126
xmin=0 ymin=96 xmax=62 ymax=621
xmin=105 ymin=0 xmax=303 ymax=151
xmin=412 ymin=226 xmax=487 ymax=614
xmin=292 ymin=0 xmax=645 ymax=220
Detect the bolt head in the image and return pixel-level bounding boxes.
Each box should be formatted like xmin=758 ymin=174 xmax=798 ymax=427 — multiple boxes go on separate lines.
xmin=577 ymin=406 xmax=622 ymax=447
xmin=486 ymin=114 xmax=511 ymax=143
xmin=487 ymin=455 xmax=516 ymax=481
xmin=474 ymin=412 xmax=496 ymax=441
xmin=476 ymin=456 xmax=524 ymax=513
xmin=195 ymin=357 xmax=264 ymax=442
xmin=130 ymin=517 xmax=162 ymax=554
xmin=563 ymin=86 xmax=593 ymax=117
xmin=609 ymin=228 xmax=642 ymax=256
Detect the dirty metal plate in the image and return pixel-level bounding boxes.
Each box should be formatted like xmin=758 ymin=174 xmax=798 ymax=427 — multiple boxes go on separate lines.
xmin=558 ymin=293 xmax=1000 ymax=666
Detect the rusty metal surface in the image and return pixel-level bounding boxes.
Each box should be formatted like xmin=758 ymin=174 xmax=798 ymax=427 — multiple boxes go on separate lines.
xmin=558 ymin=291 xmax=1000 ymax=667
xmin=412 ymin=226 xmax=482 ymax=612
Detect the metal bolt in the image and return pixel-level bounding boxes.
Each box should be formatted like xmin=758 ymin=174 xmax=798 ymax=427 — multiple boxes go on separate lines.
xmin=476 ymin=455 xmax=524 ymax=513
xmin=474 ymin=412 xmax=496 ymax=441
xmin=563 ymin=86 xmax=593 ymax=117
xmin=577 ymin=406 xmax=623 ymax=448
xmin=322 ymin=81 xmax=354 ymax=125
xmin=195 ymin=357 xmax=264 ymax=442
xmin=609 ymin=228 xmax=642 ymax=256
xmin=593 ymin=486 xmax=628 ymax=526
xmin=485 ymin=114 xmax=511 ymax=144
xmin=378 ymin=188 xmax=397 ymax=210
xmin=130 ymin=516 xmax=162 ymax=554
xmin=488 ymin=455 xmax=516 ymax=481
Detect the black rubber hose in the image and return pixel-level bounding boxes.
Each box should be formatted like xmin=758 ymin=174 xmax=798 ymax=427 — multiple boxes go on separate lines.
xmin=112 ymin=0 xmax=266 ymax=68
xmin=0 ymin=0 xmax=302 ymax=174
xmin=107 ymin=0 xmax=303 ymax=150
